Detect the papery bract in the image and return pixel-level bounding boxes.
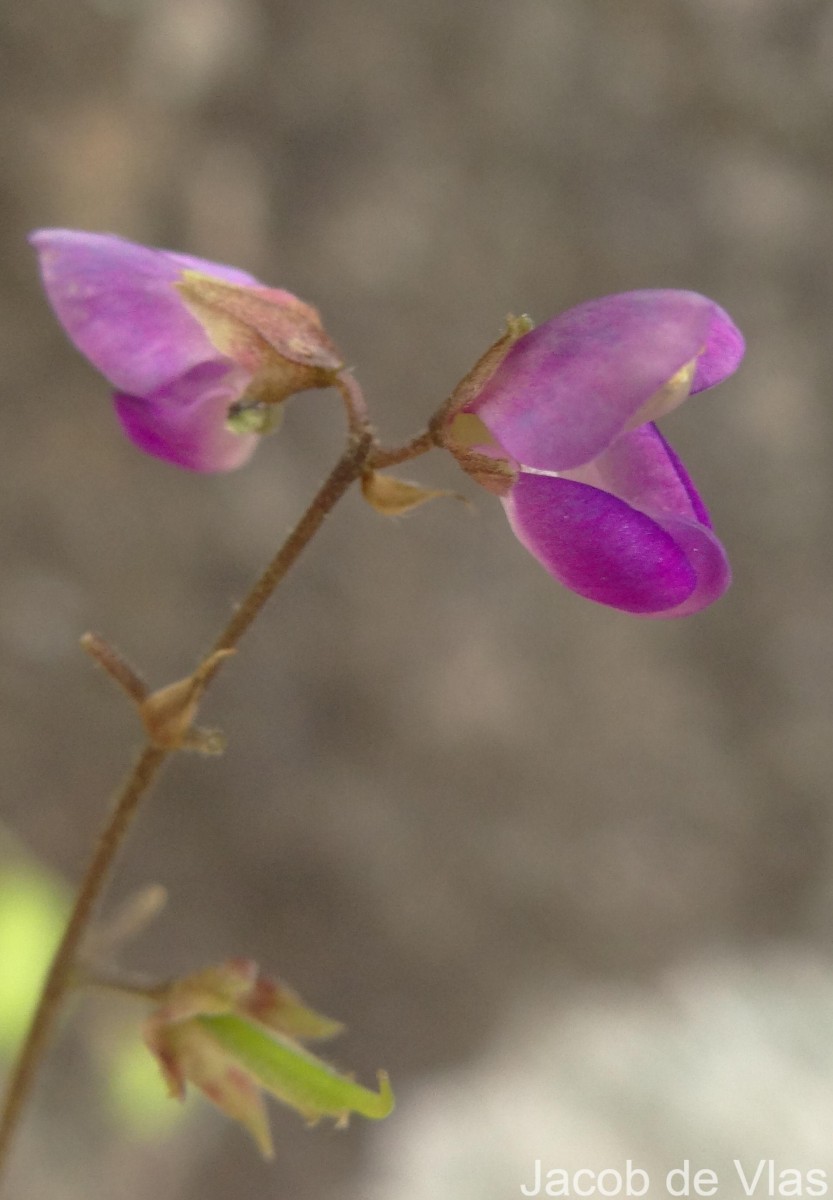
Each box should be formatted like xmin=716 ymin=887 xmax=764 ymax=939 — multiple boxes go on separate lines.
xmin=446 ymin=291 xmax=743 ymax=617
xmin=30 ymin=229 xmax=341 ymax=471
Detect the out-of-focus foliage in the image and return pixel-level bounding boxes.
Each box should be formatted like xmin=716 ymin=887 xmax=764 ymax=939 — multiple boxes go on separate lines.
xmin=106 ymin=1036 xmax=187 ymax=1138
xmin=0 ymin=860 xmax=66 ymax=1053
xmin=0 ymin=851 xmax=181 ymax=1140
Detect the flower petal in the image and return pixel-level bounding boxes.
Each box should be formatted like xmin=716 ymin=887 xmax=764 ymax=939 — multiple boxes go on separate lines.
xmin=470 ymin=290 xmax=741 ymax=471
xmin=640 ymin=514 xmax=730 ymax=618
xmin=503 ymin=473 xmax=698 ymax=614
xmin=560 ymin=424 xmax=730 ymax=614
xmin=564 ymin=423 xmax=712 ymax=527
xmin=164 ymin=250 xmax=259 ymax=288
xmin=113 ymin=360 xmax=258 ymax=472
xmin=690 ymin=299 xmax=745 ymax=394
xmin=503 ymin=463 xmax=730 ymax=618
xmin=29 ymin=230 xmax=254 ymax=396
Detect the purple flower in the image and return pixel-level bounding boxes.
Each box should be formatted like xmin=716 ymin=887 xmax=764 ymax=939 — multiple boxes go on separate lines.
xmin=448 ymin=291 xmax=744 ymax=617
xmin=30 ymin=230 xmax=341 ymax=471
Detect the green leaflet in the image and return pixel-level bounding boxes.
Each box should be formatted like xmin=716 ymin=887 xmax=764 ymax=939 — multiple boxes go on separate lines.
xmin=198 ymin=1014 xmax=394 ymax=1123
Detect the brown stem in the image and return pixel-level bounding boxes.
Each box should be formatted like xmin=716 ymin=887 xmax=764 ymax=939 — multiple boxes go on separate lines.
xmin=210 ymin=429 xmax=373 ymax=656
xmin=334 ymin=371 xmax=371 ymax=439
xmin=368 ymin=428 xmax=436 ymax=469
xmin=0 ymin=743 xmax=168 ymax=1168
xmin=74 ymin=967 xmax=170 ymax=1003
xmin=0 ymin=414 xmax=375 ymax=1180
xmin=80 ymin=632 xmax=148 ymax=703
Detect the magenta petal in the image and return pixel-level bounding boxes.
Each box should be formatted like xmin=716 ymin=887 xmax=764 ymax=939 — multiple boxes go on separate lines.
xmin=642 ymin=515 xmax=730 ymax=618
xmin=502 ymin=472 xmax=724 ymax=615
xmin=549 ymin=425 xmax=730 ymax=614
xmin=565 ymin=424 xmax=712 ymax=528
xmin=471 ymin=290 xmax=734 ymax=471
xmin=163 ymin=249 xmax=259 ymax=288
xmin=113 ymin=361 xmax=258 ymax=472
xmin=29 ymin=230 xmax=252 ymax=396
xmin=689 ymin=301 xmax=745 ymax=395
xmin=642 ymin=426 xmax=711 ymax=527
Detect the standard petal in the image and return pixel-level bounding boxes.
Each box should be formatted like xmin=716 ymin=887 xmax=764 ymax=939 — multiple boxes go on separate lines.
xmin=29 ymin=230 xmax=252 ymax=395
xmin=470 ymin=290 xmax=739 ymax=471
xmin=503 ymin=473 xmax=699 ymax=614
xmin=165 ymin=250 xmax=260 ymax=288
xmin=689 ymin=299 xmax=745 ymax=394
xmin=113 ymin=361 xmax=258 ymax=472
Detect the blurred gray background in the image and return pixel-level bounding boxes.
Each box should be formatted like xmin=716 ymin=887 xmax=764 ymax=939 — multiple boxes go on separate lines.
xmin=3 ymin=0 xmax=833 ymax=1197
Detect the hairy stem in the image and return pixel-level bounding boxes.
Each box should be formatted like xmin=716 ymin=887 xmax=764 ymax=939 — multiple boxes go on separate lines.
xmin=0 ymin=414 xmax=375 ymax=1181
xmin=210 ymin=429 xmax=373 ymax=655
xmin=368 ymin=428 xmax=436 ymax=469
xmin=0 ymin=743 xmax=168 ymax=1169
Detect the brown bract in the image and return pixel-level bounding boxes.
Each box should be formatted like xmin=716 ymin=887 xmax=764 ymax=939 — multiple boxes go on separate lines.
xmin=177 ymin=270 xmax=343 ymax=404
xmin=431 ymin=315 xmax=530 ymax=496
xmin=139 ymin=649 xmax=234 ymax=752
xmin=361 ymin=469 xmax=463 ymax=516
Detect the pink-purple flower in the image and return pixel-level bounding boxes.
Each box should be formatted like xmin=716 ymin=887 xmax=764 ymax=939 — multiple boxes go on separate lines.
xmin=30 ymin=229 xmax=341 ymax=471
xmin=30 ymin=231 xmax=742 ymax=617
xmin=445 ymin=291 xmax=744 ymax=617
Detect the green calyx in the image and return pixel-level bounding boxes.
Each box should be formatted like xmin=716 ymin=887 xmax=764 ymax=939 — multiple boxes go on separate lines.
xmin=225 ymin=399 xmax=285 ymax=436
